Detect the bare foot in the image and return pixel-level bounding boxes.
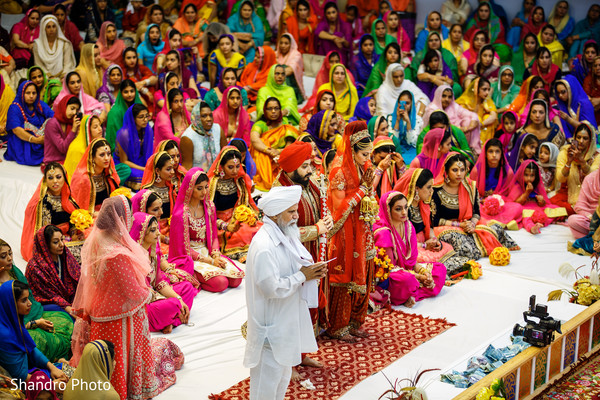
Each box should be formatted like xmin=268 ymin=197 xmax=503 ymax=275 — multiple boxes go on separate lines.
xmin=161 ymin=324 xmax=173 ymax=334
xmin=403 ymin=296 xmax=416 ymax=308
xmin=349 ymin=328 xmax=369 ymax=338
xmin=301 ymin=356 xmax=323 ymax=368
xmin=291 ymin=367 xmax=303 ymax=381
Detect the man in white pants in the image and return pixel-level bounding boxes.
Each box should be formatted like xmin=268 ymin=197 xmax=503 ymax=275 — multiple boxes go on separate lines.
xmin=243 ymin=185 xmax=327 ymax=399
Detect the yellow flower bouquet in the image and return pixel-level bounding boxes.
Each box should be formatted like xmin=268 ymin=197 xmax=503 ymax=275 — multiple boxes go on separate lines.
xmin=233 ymin=204 xmax=257 ymax=226
xmin=548 ymin=257 xmax=600 ymax=306
xmin=476 ymin=379 xmax=506 ymax=400
xmin=374 ymin=247 xmax=394 ymax=283
xmin=450 ymin=260 xmax=483 ymax=280
xmin=110 ymin=187 xmax=133 ymax=199
xmin=489 ymin=247 xmax=511 ymax=266
xmin=70 ymin=209 xmax=93 ymax=231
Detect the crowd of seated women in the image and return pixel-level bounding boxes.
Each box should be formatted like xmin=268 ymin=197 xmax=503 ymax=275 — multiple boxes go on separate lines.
xmin=1 ymin=0 xmax=600 ymax=398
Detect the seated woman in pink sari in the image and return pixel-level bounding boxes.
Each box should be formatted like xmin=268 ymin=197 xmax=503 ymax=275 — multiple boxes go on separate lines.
xmin=70 ymin=195 xmax=183 ymax=399
xmin=568 ymin=169 xmax=600 ymax=239
xmin=409 ymin=127 xmax=452 ymax=177
xmin=470 ymin=138 xmax=522 ymax=227
xmin=207 ymin=147 xmax=262 ymax=261
xmin=373 ymin=191 xmax=446 ymax=307
xmin=153 ymin=88 xmax=192 ymax=148
xmin=169 ymin=168 xmax=244 ymax=293
xmin=212 ymin=86 xmax=252 ymax=147
xmin=507 ymin=160 xmax=568 ymax=234
xmin=130 ymin=212 xmax=196 ymax=333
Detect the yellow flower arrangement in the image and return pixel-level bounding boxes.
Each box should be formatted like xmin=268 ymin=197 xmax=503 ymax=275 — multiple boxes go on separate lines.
xmin=466 ymin=260 xmax=483 ymax=280
xmin=574 ymin=279 xmax=600 ymax=306
xmin=110 ymin=187 xmax=133 ymax=199
xmin=374 ymin=247 xmax=394 ymax=282
xmin=548 ymin=259 xmax=600 ymax=306
xmin=234 ymin=204 xmax=257 ymax=226
xmin=70 ymin=209 xmax=93 ymax=231
xmin=489 ymin=247 xmax=511 ymax=266
xmin=476 ymin=379 xmax=506 ymax=400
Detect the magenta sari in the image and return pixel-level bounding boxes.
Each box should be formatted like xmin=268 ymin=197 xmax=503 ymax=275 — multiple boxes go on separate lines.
xmin=409 ymin=127 xmax=448 ymax=177
xmin=373 ymin=191 xmax=446 ymax=306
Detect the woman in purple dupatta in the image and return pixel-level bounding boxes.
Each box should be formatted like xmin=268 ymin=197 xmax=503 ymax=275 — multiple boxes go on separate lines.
xmin=314 ymin=2 xmax=352 ymax=64
xmin=409 ymin=128 xmax=451 ymax=177
xmin=350 ymin=34 xmax=379 ymax=98
xmin=304 ymin=109 xmax=342 ymax=156
xmin=114 ymin=104 xmax=154 ymax=187
xmin=129 ymin=212 xmax=196 ymax=333
xmin=169 ymin=168 xmax=244 ymax=293
xmin=96 ymin=64 xmax=122 ymax=109
xmin=470 ymin=138 xmax=523 ymax=226
xmin=373 ymin=191 xmax=446 ymax=307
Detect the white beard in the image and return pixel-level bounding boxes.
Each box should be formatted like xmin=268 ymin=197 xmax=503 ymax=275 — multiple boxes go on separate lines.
xmin=276 ymin=217 xmax=300 ymax=240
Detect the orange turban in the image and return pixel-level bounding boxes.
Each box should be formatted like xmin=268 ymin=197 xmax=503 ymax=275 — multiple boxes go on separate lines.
xmin=278 ymin=141 xmax=312 ymax=173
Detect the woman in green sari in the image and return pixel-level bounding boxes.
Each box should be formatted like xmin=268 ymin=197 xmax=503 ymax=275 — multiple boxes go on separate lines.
xmin=371 ymin=18 xmax=395 ymax=56
xmin=0 ymin=239 xmax=73 ymax=362
xmin=363 ymin=42 xmax=401 ymax=98
xmin=27 ymin=66 xmax=61 ymax=108
xmin=491 ymin=65 xmax=521 ymax=113
xmin=511 ymin=32 xmax=539 ymax=86
xmin=256 ymin=64 xmax=300 ymax=126
xmin=407 ymin=31 xmax=461 ymax=96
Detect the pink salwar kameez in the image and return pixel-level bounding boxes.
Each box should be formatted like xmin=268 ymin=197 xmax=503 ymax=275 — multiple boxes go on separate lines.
xmin=568 ymin=170 xmax=600 ymax=238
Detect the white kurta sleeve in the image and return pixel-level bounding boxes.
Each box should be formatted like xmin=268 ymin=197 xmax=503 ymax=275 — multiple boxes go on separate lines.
xmin=254 ymin=249 xmax=306 ymax=299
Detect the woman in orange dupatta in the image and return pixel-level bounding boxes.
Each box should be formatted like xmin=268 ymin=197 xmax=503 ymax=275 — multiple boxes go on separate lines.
xmin=207 ymin=146 xmax=262 ymax=261
xmin=250 ymin=97 xmax=299 ymax=191
xmin=238 ymin=46 xmax=277 ymax=102
xmin=156 ymin=139 xmax=188 ymax=194
xmin=70 ymin=138 xmax=120 ymax=215
xmin=285 ymin=0 xmax=318 ymax=54
xmin=430 ymin=153 xmax=519 ymax=267
xmin=326 ymin=121 xmax=377 ymax=342
xmin=21 ymin=162 xmax=81 ymax=261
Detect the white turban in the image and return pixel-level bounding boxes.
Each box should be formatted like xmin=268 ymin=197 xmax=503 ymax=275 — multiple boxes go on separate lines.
xmin=257 ymin=186 xmax=302 ymax=217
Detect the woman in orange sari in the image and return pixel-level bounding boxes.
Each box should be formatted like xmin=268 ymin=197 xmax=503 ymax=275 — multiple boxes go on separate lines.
xmin=326 ymin=121 xmax=376 ymax=342
xmin=285 ymin=0 xmax=318 ymax=54
xmin=238 ymin=46 xmax=277 ymax=102
xmin=207 ymin=146 xmax=261 ymax=261
xmin=250 ymin=97 xmax=299 ymax=191
xmin=430 ymin=153 xmax=519 ymax=269
xmin=21 ymin=162 xmax=81 ymax=262
xmin=70 ymin=138 xmax=120 ymax=215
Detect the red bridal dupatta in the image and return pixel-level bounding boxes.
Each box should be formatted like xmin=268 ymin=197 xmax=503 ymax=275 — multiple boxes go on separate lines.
xmin=21 ymin=164 xmax=79 ymax=261
xmin=433 ymin=153 xmax=506 ymax=256
xmin=70 ymin=138 xmax=120 ymax=214
xmin=471 ymin=139 xmax=514 ymax=197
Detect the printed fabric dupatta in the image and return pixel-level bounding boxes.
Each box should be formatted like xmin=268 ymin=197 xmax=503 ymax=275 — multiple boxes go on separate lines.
xmin=434 ymin=153 xmax=504 ymax=256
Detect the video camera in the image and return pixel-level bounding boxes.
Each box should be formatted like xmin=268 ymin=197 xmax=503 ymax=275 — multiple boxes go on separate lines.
xmin=513 ymin=295 xmax=562 ymax=347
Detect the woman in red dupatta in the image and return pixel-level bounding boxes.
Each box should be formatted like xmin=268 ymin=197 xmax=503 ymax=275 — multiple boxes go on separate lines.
xmin=21 ymin=162 xmax=80 ymax=261
xmin=373 ymin=191 xmax=446 ymax=307
xmin=326 ymin=121 xmax=376 ymax=341
xmin=70 ymin=138 xmax=120 ymax=215
xmin=25 ymin=225 xmax=80 ymax=314
xmin=238 ymin=46 xmax=277 ymax=102
xmin=207 ymin=147 xmax=261 ymax=261
xmin=430 ymin=153 xmax=519 ymax=267
xmin=97 ymin=21 xmax=126 ymax=67
xmin=507 ymin=159 xmax=567 ymax=234
xmin=526 ymin=47 xmax=561 ymax=92
xmin=469 ymin=138 xmax=523 ymax=226
xmin=285 ymin=0 xmax=318 ymax=54
xmin=170 ymin=167 xmax=244 ymax=291
xmin=70 ymin=195 xmax=183 ymax=399
xmin=156 ymin=139 xmax=188 ymax=193
xmin=212 ymin=86 xmax=252 ymax=146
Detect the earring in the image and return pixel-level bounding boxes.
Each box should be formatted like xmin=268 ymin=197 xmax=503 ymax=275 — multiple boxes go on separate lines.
xmin=445 ymin=177 xmax=450 ymax=184
xmin=92 ymin=161 xmax=96 ymax=169
xmin=220 ymin=170 xmax=225 ymax=178
xmin=156 ymin=176 xmax=161 ymax=183
xmin=414 ymin=192 xmax=420 ymax=202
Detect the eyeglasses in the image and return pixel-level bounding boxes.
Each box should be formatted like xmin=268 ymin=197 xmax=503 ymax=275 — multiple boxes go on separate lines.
xmin=265 ymin=107 xmax=281 ymax=112
xmin=136 ymin=114 xmax=151 ymax=120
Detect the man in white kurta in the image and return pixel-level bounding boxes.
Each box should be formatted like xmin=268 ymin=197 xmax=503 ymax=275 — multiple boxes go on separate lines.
xmin=244 ymin=186 xmax=327 ymax=400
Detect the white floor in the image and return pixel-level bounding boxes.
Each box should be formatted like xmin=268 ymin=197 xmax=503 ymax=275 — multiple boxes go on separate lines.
xmin=0 ymin=152 xmax=590 ymax=399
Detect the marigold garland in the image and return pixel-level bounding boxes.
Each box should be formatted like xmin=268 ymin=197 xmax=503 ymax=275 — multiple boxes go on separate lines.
xmin=70 ymin=209 xmax=93 ymax=231
xmin=110 ymin=187 xmax=133 ymax=199
xmin=489 ymin=247 xmax=511 ymax=266
xmin=234 ymin=204 xmax=257 ymax=226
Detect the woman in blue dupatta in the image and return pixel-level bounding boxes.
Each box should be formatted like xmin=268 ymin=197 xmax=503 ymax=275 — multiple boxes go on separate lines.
xmin=114 ymin=104 xmax=154 ymax=190
xmin=350 ymin=34 xmax=379 ymax=98
xmin=5 ymin=81 xmax=54 ymax=166
xmin=387 ymin=90 xmax=423 ymax=164
xmin=553 ymin=75 xmax=598 ymax=139
xmin=137 ymin=24 xmax=165 ymax=73
xmin=227 ymin=0 xmax=264 ymax=63
xmin=0 ymin=280 xmax=67 ymax=384
xmin=415 ymin=11 xmax=449 ymax=54
xmin=572 ymin=40 xmax=599 ymax=85
xmin=349 ymin=97 xmax=375 ymax=122
xmin=566 ymin=4 xmax=600 ymax=59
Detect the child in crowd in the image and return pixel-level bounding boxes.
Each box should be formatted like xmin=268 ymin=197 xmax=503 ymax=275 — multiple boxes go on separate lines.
xmin=509 ymin=133 xmax=539 ymax=171
xmin=538 ymin=142 xmax=559 ymax=193
xmin=494 ymin=111 xmax=518 ymax=151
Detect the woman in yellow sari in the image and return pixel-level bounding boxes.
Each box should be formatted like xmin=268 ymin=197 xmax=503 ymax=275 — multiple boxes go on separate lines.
xmin=456 ymin=77 xmax=498 ymax=146
xmin=75 ymin=43 xmax=102 ymax=97
xmin=64 ymin=115 xmax=104 ymax=180
xmin=250 ymin=96 xmax=299 ymax=191
xmin=208 ymin=34 xmax=246 ymax=88
xmin=317 ymin=63 xmax=359 ymax=121
xmin=0 ymin=75 xmax=15 ymax=138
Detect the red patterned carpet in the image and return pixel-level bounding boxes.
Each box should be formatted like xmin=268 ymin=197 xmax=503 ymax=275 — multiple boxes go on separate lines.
xmin=210 ymin=310 xmax=455 ymax=400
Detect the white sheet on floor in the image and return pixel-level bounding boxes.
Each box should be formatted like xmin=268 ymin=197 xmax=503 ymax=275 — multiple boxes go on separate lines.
xmin=0 ymin=149 xmax=588 ymax=400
